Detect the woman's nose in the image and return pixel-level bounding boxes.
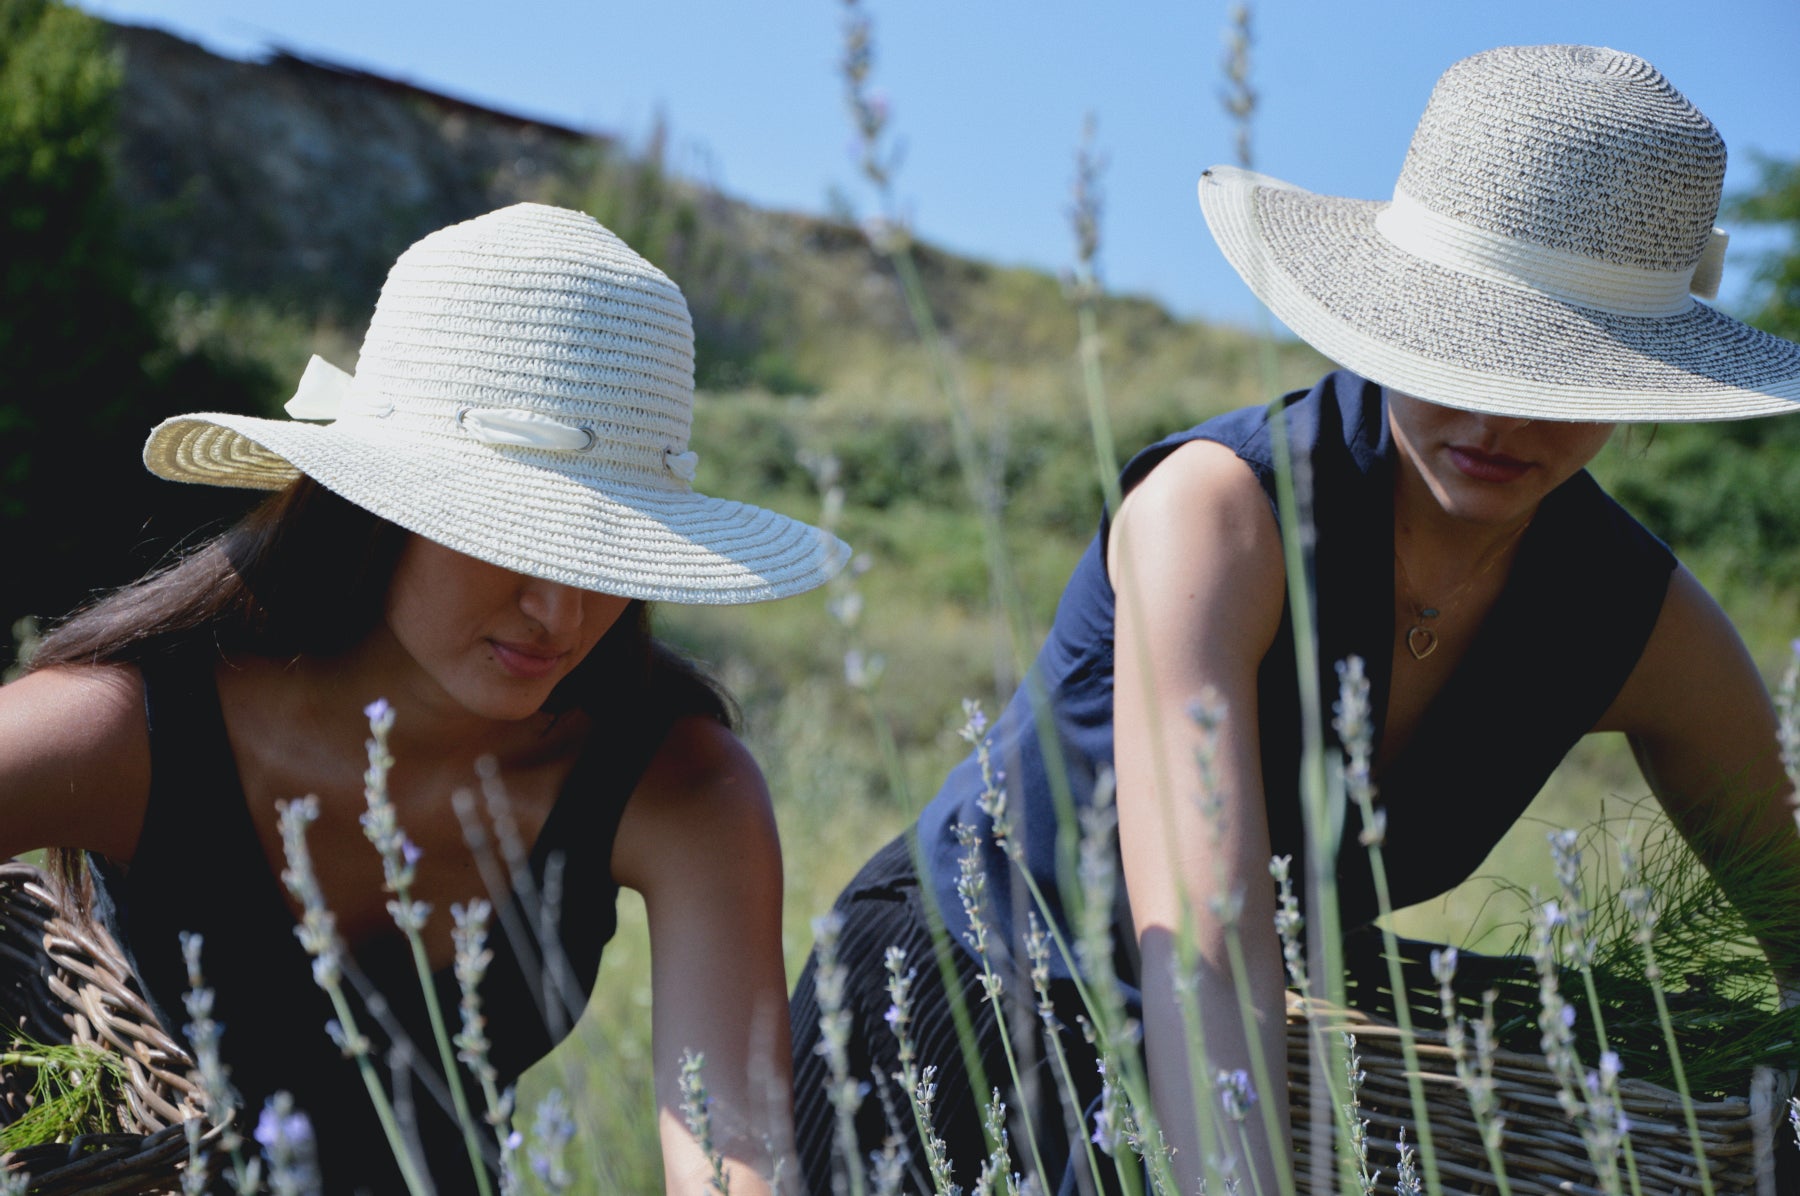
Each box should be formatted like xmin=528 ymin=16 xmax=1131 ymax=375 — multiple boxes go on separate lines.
xmin=518 ymin=580 xmax=584 ymax=634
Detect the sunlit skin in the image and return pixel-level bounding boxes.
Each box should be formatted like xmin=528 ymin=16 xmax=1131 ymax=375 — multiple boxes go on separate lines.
xmin=1108 ymin=394 xmax=1791 ymax=1196
xmin=0 ymin=533 xmax=797 ymax=1196
xmin=381 ymin=535 xmax=632 ymax=725
xmin=1387 ymin=391 xmax=1617 ymax=537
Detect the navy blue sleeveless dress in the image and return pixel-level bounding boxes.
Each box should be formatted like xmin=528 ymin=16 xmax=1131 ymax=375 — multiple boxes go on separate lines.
xmin=790 ymin=370 xmax=1676 ymax=1193
xmin=90 ymin=652 xmax=679 ymax=1195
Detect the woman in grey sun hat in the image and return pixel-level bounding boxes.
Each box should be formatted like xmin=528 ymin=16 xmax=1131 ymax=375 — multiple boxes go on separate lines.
xmin=1 ymin=204 xmax=837 ymax=1194
xmin=789 ymin=44 xmax=1800 ymax=1195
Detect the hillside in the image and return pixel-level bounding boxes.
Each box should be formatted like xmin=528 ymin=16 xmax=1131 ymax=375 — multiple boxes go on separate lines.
xmin=102 ymin=21 xmax=1321 ymax=403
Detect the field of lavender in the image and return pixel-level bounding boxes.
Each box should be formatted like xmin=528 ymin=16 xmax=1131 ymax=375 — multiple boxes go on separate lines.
xmin=7 ymin=0 xmax=1800 ymax=1191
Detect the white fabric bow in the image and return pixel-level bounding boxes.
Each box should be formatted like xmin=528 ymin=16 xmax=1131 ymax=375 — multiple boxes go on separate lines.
xmin=664 ymin=449 xmax=700 ymax=482
xmin=1689 ymin=227 xmax=1729 ymax=301
xmin=284 ymin=355 xmax=355 ymax=420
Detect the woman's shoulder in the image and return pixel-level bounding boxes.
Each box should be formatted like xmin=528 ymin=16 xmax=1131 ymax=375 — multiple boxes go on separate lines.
xmin=1111 ymin=438 xmax=1284 ymax=578
xmin=0 ymin=663 xmax=152 ymax=861
xmin=609 ymin=716 xmax=777 ymax=893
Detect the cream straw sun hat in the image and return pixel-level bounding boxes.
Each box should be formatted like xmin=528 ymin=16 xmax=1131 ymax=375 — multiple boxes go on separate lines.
xmin=144 ymin=203 xmax=849 ymax=604
xmin=1199 ymin=44 xmax=1800 ymax=423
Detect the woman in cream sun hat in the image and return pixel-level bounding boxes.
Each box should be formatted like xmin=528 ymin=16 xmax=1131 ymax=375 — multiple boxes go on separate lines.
xmin=790 ymin=44 xmax=1800 ymax=1194
xmin=1 ymin=203 xmax=842 ymax=1194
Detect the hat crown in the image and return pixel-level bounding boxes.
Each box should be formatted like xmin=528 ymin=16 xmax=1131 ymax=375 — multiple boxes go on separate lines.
xmin=350 ymin=203 xmax=697 ymax=479
xmin=1396 ymin=45 xmax=1725 ymax=273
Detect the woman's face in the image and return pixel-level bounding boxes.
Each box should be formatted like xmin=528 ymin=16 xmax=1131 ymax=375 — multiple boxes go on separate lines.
xmin=1387 ymin=393 xmax=1617 ymax=526
xmin=382 ymin=536 xmax=629 ymax=721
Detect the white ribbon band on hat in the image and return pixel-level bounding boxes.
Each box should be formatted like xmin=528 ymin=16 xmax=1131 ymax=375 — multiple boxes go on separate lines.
xmin=1374 ymin=189 xmax=1729 ymax=316
xmin=458 ymin=407 xmax=595 ymax=451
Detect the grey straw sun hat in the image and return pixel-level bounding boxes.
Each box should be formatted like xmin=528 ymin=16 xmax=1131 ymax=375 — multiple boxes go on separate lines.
xmin=1199 ymin=44 xmax=1800 ymax=423
xmin=143 ymin=203 xmax=849 ymax=604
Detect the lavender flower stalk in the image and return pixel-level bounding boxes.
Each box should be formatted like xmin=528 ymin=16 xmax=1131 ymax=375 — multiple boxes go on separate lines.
xmin=1186 ymin=694 xmax=1293 ymax=1196
xmin=1065 ymin=112 xmax=1122 ymax=518
xmin=1618 ymin=841 xmax=1715 ymax=1196
xmin=1333 ymin=655 xmax=1440 ymax=1195
xmin=1072 ymin=772 xmax=1170 ymax=1196
xmin=1777 ymin=640 xmax=1800 ymax=808
xmin=679 ymin=1051 xmax=732 ymax=1195
xmin=1546 ymin=829 xmax=1643 ymax=1196
xmin=452 ymin=898 xmax=521 ymax=1184
xmin=912 ymin=1066 xmax=961 ymax=1196
xmin=974 ymin=1090 xmax=1018 ymax=1196
xmin=179 ymin=931 xmax=259 ymax=1194
xmin=1340 ymin=1036 xmax=1376 ymax=1196
xmin=276 ymin=795 xmax=431 ymax=1196
xmin=879 ymin=945 xmax=974 ymax=1196
xmin=1395 ymin=1127 xmax=1421 ymax=1196
xmin=1530 ymin=895 xmax=1625 ymax=1195
xmin=811 ymin=912 xmax=870 ymax=1196
xmin=1430 ymin=948 xmax=1510 ymax=1196
xmin=1023 ymin=913 xmax=1106 ymax=1193
xmin=953 ymin=822 xmax=1049 ymax=1182
xmin=526 ymin=1088 xmax=576 ymax=1196
xmin=256 ymin=1093 xmax=321 ymax=1196
xmin=359 ymin=699 xmax=493 ymax=1196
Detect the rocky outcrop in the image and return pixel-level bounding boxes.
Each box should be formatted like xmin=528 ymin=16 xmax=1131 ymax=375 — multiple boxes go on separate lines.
xmin=109 ymin=23 xmax=595 ymax=315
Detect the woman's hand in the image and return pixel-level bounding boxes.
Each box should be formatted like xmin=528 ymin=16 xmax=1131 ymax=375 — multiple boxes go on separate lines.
xmin=1109 ymin=439 xmax=1292 ymax=1193
xmin=613 ymin=716 xmax=796 ymax=1196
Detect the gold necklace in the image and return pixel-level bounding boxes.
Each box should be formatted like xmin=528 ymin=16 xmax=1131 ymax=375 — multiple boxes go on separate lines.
xmin=1392 ymin=521 xmax=1531 ymax=661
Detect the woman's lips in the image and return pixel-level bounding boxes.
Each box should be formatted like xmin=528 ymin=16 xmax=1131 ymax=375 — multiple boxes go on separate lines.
xmin=489 ymin=640 xmax=565 ymax=680
xmin=1447 ymin=445 xmax=1533 ymax=483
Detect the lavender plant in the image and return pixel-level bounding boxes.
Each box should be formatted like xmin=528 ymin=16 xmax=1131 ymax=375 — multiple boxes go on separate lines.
xmin=1334 ymin=656 xmax=1441 ymax=1195
xmin=359 ymin=698 xmax=495 ymax=1196
xmin=679 ymin=1050 xmax=733 ymax=1196
xmin=1429 ymin=948 xmax=1510 ymax=1196
xmin=812 ymin=911 xmax=872 ymax=1196
xmin=255 ymin=1092 xmax=321 ymax=1196
xmin=1617 ymin=841 xmax=1714 ymax=1196
xmin=179 ymin=930 xmax=261 ymax=1194
xmin=275 ymin=794 xmax=431 ymax=1196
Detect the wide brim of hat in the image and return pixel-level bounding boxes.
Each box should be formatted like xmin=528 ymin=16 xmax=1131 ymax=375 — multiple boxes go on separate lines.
xmin=1199 ymin=165 xmax=1800 ymax=423
xmin=144 ymin=414 xmax=850 ymax=605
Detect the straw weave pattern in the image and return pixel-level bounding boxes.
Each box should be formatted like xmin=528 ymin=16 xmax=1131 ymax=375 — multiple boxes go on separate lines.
xmin=1197 ymin=44 xmax=1800 ymax=421
xmin=0 ymin=862 xmax=213 ymax=1196
xmin=143 ymin=203 xmax=849 ymax=603
xmin=1286 ymin=996 xmax=1770 ymax=1196
xmin=1398 ymin=46 xmax=1723 ymax=272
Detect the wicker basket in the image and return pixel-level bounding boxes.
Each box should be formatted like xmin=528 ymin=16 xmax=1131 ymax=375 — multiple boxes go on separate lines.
xmin=1285 ymin=934 xmax=1785 ymax=1196
xmin=0 ymin=861 xmax=213 ymax=1196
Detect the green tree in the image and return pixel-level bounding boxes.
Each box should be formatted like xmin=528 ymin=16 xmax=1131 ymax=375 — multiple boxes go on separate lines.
xmin=1729 ymin=154 xmax=1800 ymax=342
xmin=0 ymin=0 xmax=264 ymax=660
xmin=1598 ymin=155 xmax=1800 ymax=588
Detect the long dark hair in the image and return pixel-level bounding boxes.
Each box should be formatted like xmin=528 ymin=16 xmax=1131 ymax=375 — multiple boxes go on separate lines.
xmin=33 ymin=476 xmax=736 ymax=894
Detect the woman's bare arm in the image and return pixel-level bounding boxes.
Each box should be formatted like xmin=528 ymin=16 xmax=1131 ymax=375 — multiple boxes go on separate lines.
xmin=0 ymin=665 xmax=151 ymax=863
xmin=1109 ymin=439 xmax=1290 ymax=1193
xmin=613 ymin=716 xmax=795 ymax=1196
xmin=1603 ymin=565 xmax=1800 ymax=981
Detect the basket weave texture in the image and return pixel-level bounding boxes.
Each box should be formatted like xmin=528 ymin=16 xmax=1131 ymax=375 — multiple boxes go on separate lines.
xmin=1284 ymin=935 xmax=1781 ymax=1196
xmin=0 ymin=861 xmax=212 ymax=1196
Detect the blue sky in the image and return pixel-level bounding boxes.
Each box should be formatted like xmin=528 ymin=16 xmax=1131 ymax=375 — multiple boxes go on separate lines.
xmin=78 ymin=0 xmax=1800 ymax=330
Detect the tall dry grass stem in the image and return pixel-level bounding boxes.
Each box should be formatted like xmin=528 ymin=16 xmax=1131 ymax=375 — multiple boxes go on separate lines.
xmin=1217 ymin=6 xmax=1348 ymax=1185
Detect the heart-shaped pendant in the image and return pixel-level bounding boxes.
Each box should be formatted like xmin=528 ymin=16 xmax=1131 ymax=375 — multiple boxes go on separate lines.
xmin=1406 ymin=625 xmax=1438 ymax=660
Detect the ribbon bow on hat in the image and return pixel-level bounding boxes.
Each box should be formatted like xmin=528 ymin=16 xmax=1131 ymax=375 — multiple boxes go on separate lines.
xmin=284 ymin=356 xmax=356 ymax=421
